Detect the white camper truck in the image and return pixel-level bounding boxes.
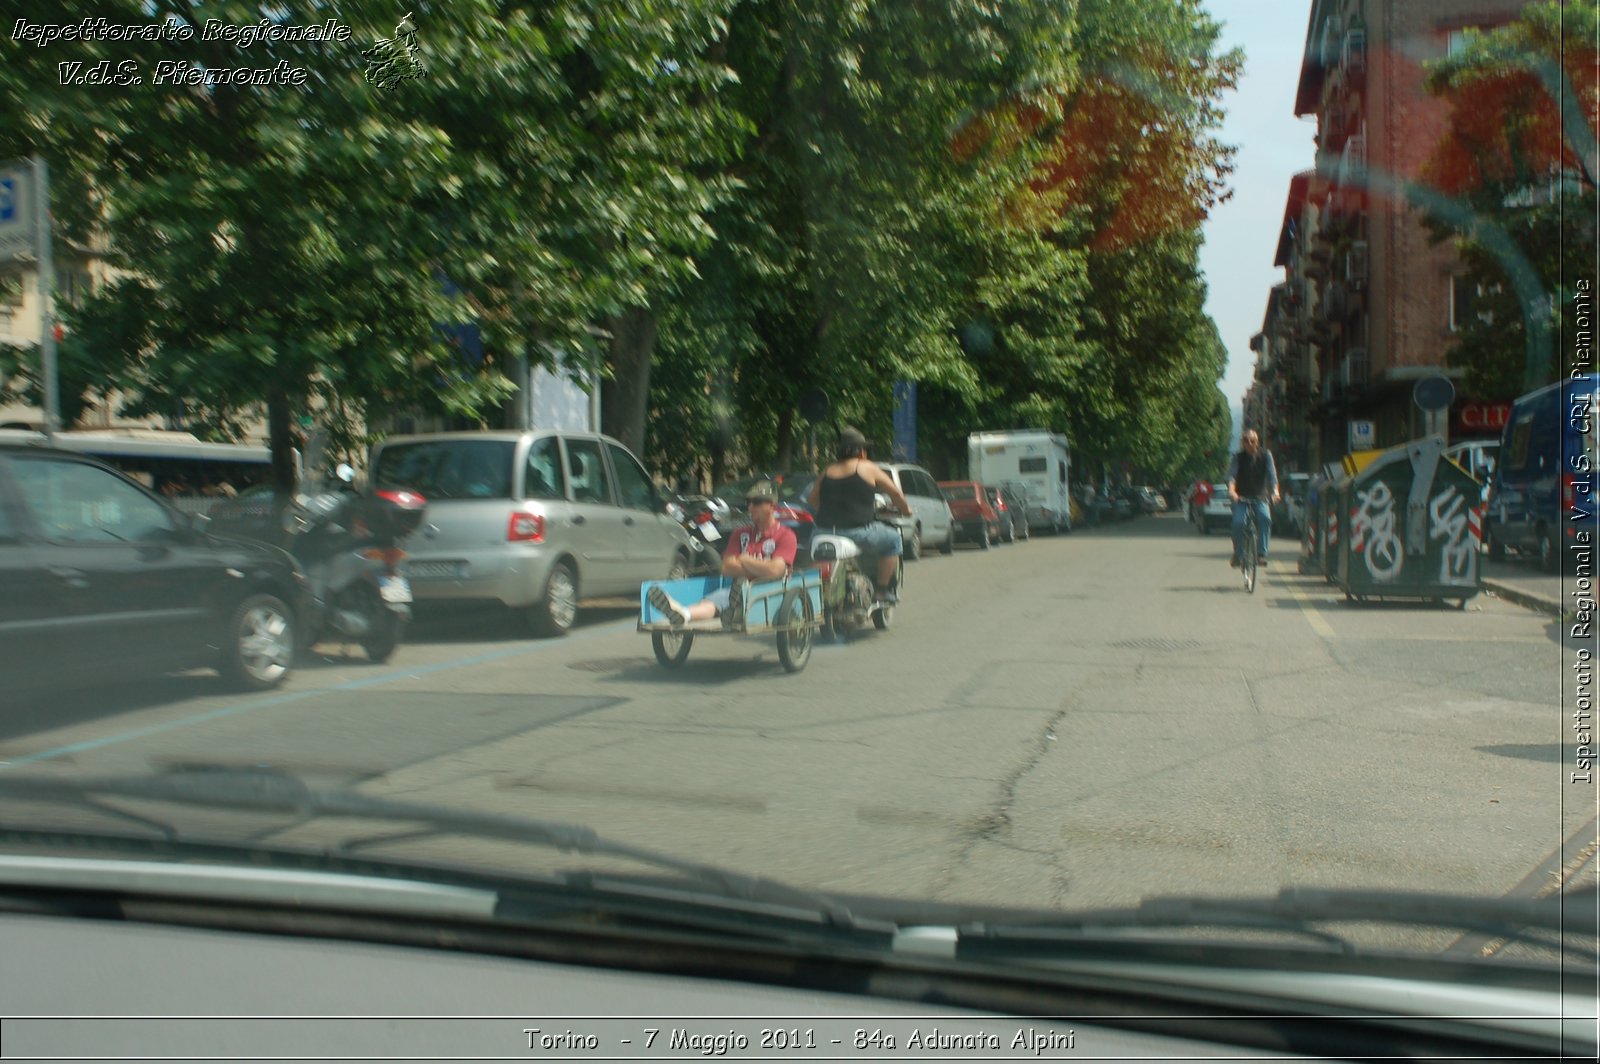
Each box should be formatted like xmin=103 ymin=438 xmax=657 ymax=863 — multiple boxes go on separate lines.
xmin=967 ymin=430 xmax=1072 ymax=533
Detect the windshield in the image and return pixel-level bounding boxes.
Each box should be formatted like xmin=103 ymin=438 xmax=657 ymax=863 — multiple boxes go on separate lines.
xmin=1 ymin=0 xmax=1595 ymax=1032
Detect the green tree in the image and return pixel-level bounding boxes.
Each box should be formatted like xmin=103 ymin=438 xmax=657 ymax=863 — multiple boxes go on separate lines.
xmin=0 ymin=1 xmax=741 ymax=489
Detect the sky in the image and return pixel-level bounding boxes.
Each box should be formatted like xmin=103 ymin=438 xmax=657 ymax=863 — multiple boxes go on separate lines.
xmin=1198 ymin=0 xmax=1318 ymax=443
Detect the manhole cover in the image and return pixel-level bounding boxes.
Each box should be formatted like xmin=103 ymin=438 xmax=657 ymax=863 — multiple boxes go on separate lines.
xmin=1108 ymin=637 xmax=1206 ymax=652
xmin=567 ymin=657 xmax=646 ymax=673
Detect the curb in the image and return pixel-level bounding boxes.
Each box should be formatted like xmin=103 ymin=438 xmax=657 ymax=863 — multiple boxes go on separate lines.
xmin=1482 ymin=579 xmax=1565 ymax=618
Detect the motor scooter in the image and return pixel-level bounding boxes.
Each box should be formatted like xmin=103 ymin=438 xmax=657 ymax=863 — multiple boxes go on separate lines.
xmin=282 ymin=464 xmax=427 ymax=663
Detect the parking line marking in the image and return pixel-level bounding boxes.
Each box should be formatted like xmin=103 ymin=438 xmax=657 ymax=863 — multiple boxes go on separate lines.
xmin=0 ymin=619 xmax=639 ymax=770
xmin=1281 ymin=576 xmax=1338 ymax=640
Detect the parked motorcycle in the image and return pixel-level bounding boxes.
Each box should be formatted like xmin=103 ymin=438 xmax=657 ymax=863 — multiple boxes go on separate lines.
xmin=665 ymin=494 xmax=730 ymax=574
xmin=809 ymin=495 xmax=905 ymax=641
xmin=282 ymin=464 xmax=427 ymax=663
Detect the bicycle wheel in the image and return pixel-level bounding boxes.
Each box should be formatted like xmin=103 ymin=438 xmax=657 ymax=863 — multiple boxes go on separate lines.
xmin=1242 ymin=517 xmax=1259 ymax=594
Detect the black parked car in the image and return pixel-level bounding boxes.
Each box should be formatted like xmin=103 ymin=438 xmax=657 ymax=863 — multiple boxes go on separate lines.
xmin=0 ymin=444 xmax=307 ymax=699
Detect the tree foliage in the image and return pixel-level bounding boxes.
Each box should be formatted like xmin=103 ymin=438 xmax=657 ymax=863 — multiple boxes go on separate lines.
xmin=1 ymin=0 xmax=1237 ymax=491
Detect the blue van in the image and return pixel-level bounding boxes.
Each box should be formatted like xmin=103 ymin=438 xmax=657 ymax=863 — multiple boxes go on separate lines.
xmin=1485 ymin=374 xmax=1598 ymax=571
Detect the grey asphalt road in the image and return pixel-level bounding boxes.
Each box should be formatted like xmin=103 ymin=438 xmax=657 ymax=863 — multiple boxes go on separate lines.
xmin=2 ymin=513 xmax=1592 ymax=953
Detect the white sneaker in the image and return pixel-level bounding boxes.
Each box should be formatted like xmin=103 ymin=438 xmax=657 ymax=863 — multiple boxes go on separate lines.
xmin=648 ymin=586 xmax=689 ymax=627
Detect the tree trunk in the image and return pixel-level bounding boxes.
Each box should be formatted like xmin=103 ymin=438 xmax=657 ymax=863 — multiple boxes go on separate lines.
xmin=267 ymin=389 xmax=297 ymax=502
xmin=601 ymin=306 xmax=658 ymax=455
xmin=774 ymin=407 xmax=795 ymax=472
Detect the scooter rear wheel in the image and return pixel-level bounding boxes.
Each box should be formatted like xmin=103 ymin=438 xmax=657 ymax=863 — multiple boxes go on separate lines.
xmin=359 ymin=587 xmax=405 ymax=664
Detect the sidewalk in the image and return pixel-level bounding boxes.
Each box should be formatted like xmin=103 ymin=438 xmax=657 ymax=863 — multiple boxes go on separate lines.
xmin=1480 ymin=558 xmax=1568 ymax=617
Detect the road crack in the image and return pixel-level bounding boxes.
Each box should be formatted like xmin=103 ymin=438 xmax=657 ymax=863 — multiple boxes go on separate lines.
xmin=932 ymin=708 xmax=1069 ymax=897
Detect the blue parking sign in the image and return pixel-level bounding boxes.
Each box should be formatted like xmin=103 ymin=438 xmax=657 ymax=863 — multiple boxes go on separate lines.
xmin=0 ymin=176 xmax=15 ymax=223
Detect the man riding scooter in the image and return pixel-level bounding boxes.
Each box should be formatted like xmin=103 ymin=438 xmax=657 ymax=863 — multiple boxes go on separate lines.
xmin=808 ymin=427 xmax=912 ymax=604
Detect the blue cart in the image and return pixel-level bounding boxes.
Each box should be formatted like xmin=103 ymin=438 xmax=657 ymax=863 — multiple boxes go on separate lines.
xmin=638 ymin=570 xmax=824 ymax=673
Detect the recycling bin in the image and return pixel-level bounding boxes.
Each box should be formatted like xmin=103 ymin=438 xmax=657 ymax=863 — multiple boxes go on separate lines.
xmin=1330 ymin=435 xmax=1484 ymax=607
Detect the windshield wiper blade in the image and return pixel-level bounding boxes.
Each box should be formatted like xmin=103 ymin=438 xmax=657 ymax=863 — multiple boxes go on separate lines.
xmin=0 ymin=767 xmax=869 ymax=930
xmin=959 ymin=887 xmax=1599 ymax=957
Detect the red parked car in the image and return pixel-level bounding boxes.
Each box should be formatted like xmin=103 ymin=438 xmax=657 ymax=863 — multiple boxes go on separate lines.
xmin=937 ymin=480 xmax=1003 ymax=549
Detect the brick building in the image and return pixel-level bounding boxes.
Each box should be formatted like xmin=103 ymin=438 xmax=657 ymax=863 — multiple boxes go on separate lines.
xmin=1258 ymin=0 xmax=1527 ymax=470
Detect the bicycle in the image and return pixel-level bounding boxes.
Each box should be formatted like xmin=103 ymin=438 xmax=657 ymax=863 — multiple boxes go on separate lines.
xmin=1239 ymin=505 xmax=1259 ymax=593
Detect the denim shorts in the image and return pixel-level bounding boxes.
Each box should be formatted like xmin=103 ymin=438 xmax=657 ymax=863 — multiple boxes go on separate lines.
xmin=705 ymin=587 xmax=732 ymax=612
xmin=818 ymin=523 xmax=903 ymax=557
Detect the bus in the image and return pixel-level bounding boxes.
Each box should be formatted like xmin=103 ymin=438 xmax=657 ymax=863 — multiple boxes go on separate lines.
xmin=0 ymin=428 xmax=284 ymax=515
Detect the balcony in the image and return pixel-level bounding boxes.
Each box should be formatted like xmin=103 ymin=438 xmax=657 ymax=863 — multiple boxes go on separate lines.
xmin=1345 ymin=240 xmax=1369 ymax=288
xmin=1342 ymin=27 xmax=1366 ymax=85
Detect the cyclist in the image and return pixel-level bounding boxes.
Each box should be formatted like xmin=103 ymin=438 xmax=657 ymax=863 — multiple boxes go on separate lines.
xmin=1228 ymin=429 xmax=1280 ymax=569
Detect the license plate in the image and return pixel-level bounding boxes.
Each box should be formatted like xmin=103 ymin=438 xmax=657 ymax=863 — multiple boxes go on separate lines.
xmin=379 ymin=576 xmax=413 ymax=604
xmin=409 ymin=560 xmax=465 ymax=580
xmin=700 ymin=524 xmax=721 ymax=542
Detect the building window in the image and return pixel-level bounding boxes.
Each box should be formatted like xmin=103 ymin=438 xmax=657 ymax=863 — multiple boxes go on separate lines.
xmin=1449 ymin=276 xmax=1498 ymax=332
xmin=1447 ymin=29 xmax=1472 ymax=56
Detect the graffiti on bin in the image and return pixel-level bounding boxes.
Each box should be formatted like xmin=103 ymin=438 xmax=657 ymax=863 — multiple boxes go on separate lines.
xmin=1351 ymin=480 xmax=1403 ymax=580
xmin=1428 ymin=485 xmax=1481 ymax=585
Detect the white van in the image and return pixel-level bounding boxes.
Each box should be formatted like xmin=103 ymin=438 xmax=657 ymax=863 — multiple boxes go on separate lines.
xmin=967 ymin=430 xmax=1072 ymax=533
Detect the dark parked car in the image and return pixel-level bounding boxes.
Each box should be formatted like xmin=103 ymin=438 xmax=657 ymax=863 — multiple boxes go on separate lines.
xmin=0 ymin=443 xmax=306 ymax=698
xmin=987 ymin=484 xmax=1029 ymax=542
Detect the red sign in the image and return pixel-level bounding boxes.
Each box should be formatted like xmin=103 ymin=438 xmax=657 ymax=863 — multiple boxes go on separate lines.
xmin=1454 ymin=401 xmax=1511 ymax=435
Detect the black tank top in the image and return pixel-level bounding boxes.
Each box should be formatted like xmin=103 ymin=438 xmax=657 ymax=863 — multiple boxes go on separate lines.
xmin=817 ymin=462 xmax=877 ymax=528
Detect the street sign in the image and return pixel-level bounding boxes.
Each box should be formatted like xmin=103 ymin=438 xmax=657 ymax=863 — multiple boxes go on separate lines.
xmin=0 ymin=162 xmax=37 ymax=263
xmin=1348 ymin=419 xmax=1376 ymax=450
xmin=1413 ymin=375 xmax=1456 ymax=412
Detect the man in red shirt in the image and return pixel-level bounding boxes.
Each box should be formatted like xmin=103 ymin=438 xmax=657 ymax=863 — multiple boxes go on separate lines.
xmin=648 ymin=480 xmax=797 ymax=626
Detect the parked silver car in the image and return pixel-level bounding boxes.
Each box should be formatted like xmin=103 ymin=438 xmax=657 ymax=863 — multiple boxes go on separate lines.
xmin=878 ymin=463 xmax=956 ymax=559
xmin=370 ymin=432 xmax=692 ymax=636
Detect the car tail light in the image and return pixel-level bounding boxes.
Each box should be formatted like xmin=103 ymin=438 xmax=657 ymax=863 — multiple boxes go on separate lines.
xmin=363 ymin=547 xmax=407 ymax=568
xmin=508 ymin=512 xmax=545 ymax=542
xmin=695 ymin=511 xmax=717 ymax=525
xmin=783 ymin=506 xmax=814 ymax=523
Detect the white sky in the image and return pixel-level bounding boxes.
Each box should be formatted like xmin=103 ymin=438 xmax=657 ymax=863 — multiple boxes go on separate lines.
xmin=1199 ymin=0 xmax=1317 ymax=443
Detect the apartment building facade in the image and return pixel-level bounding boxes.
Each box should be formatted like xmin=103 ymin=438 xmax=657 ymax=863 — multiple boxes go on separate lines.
xmin=1258 ymin=0 xmax=1527 ymax=470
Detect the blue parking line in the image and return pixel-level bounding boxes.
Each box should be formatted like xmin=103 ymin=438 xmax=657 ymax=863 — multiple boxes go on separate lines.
xmin=1 ymin=618 xmax=638 ymax=769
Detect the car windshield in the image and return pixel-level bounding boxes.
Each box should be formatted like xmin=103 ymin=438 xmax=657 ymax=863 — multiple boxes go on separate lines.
xmin=2 ymin=0 xmax=1595 ymax=1036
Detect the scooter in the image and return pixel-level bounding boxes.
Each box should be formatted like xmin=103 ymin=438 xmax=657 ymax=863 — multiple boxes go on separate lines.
xmin=282 ymin=464 xmax=427 ymax=663
xmin=666 ymin=494 xmax=731 ymax=574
